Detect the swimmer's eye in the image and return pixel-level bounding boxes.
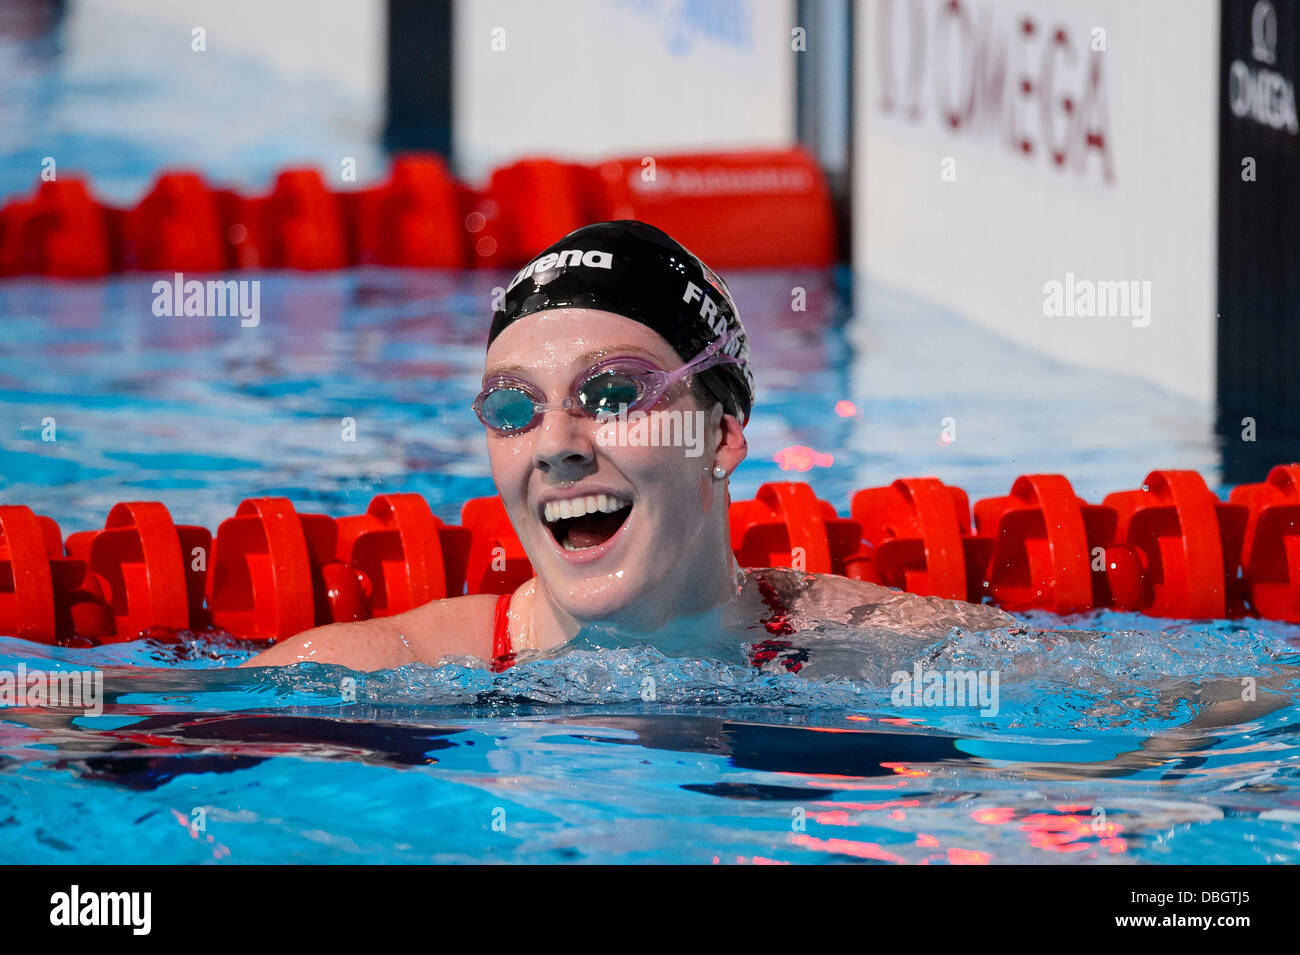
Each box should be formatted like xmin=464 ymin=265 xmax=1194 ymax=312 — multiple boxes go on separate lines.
xmin=473 ymin=365 xmax=667 ymax=434
xmin=577 ymin=371 xmax=647 ymax=416
xmin=477 ymin=387 xmax=539 ymax=432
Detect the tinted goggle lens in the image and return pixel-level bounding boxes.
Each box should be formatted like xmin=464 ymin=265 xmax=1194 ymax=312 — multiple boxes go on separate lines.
xmin=577 ymin=371 xmax=643 ymax=416
xmin=478 ymin=371 xmax=650 ymax=433
xmin=479 ymin=387 xmax=539 ymax=432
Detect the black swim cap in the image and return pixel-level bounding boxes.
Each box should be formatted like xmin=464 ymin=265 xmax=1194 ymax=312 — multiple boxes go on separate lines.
xmin=488 ymin=220 xmax=755 ymax=423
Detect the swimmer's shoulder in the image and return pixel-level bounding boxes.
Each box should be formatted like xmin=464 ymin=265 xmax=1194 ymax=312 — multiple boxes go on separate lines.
xmin=802 ymin=570 xmax=1018 ymax=630
xmin=239 ymin=592 xmax=502 ymax=671
xmin=750 ymin=566 xmax=896 ymax=604
xmin=391 ymin=592 xmax=505 ymax=661
xmin=752 ymin=567 xmax=1016 ymax=631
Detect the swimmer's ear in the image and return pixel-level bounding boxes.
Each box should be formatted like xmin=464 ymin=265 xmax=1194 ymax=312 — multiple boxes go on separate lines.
xmin=712 ymin=405 xmax=748 ymax=475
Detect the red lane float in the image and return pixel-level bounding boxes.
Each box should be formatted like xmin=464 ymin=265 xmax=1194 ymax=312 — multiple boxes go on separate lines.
xmin=348 ymin=154 xmax=465 ymax=268
xmin=3 ymin=466 xmax=1299 ymax=646
xmin=0 ymin=147 xmax=835 ymax=278
xmin=264 ymin=169 xmax=349 ymax=270
xmin=467 ymin=158 xmax=595 ymax=269
xmin=0 ymin=505 xmax=157 ymax=643
xmin=1103 ymin=470 xmax=1249 ymax=619
xmin=206 ymin=498 xmax=362 ymax=641
xmin=589 ymin=148 xmax=835 ymax=268
xmin=459 ymin=497 xmax=533 ymax=596
xmin=0 ymin=505 xmax=75 ymax=642
xmin=973 ymin=474 xmax=1143 ymax=614
xmin=64 ymin=502 xmax=211 ymax=641
xmin=0 ymin=179 xmax=112 ymax=278
xmin=122 ymin=172 xmax=226 ymax=272
xmin=1230 ymin=464 xmax=1300 ymax=622
xmin=216 ymin=187 xmax=267 ymax=270
xmin=731 ymin=482 xmax=872 ymax=578
xmin=335 ymin=493 xmax=470 ymax=615
xmin=850 ymin=478 xmax=992 ymax=602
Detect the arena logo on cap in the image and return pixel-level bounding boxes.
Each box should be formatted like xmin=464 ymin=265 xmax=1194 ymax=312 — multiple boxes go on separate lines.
xmin=506 ymin=249 xmax=613 ymax=292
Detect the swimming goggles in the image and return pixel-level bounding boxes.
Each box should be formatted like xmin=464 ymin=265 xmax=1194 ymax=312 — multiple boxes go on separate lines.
xmin=473 ymin=328 xmax=743 ymax=435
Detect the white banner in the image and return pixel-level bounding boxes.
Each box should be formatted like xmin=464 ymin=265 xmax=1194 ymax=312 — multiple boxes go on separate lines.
xmin=855 ymin=0 xmax=1219 ymax=402
xmin=454 ymin=0 xmax=796 ymax=180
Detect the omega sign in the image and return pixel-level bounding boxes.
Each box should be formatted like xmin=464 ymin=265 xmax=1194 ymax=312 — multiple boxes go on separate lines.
xmin=874 ymin=0 xmax=1115 ymax=183
xmin=1228 ymin=0 xmax=1298 ymax=134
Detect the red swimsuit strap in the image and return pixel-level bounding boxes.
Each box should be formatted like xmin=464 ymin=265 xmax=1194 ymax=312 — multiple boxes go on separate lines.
xmin=754 ymin=570 xmax=796 ymax=636
xmin=749 ymin=570 xmax=807 ymax=673
xmin=491 ymin=592 xmax=515 ymax=672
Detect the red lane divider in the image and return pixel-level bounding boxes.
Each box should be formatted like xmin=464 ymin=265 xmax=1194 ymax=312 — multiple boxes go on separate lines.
xmin=589 ymin=148 xmax=836 ymax=268
xmin=459 ymin=496 xmax=533 ymax=596
xmin=0 ymin=147 xmax=835 ymax=278
xmin=0 ymin=505 xmax=74 ymax=643
xmin=467 ymin=158 xmax=596 ymax=269
xmin=1104 ymin=470 xmax=1249 ymax=619
xmin=3 ymin=466 xmax=1299 ymax=646
xmin=0 ymin=179 xmax=112 ymax=277
xmin=64 ymin=502 xmax=210 ymax=642
xmin=974 ymin=474 xmax=1142 ymax=614
xmin=1230 ymin=464 xmax=1300 ymax=622
xmin=123 ymin=172 xmax=225 ymax=272
xmin=0 ymin=505 xmax=150 ymax=644
xmin=206 ymin=498 xmax=359 ymax=641
xmin=348 ymin=154 xmax=465 ymax=268
xmin=265 ymin=169 xmax=349 ymax=270
xmin=730 ymin=482 xmax=872 ymax=577
xmin=850 ymin=478 xmax=992 ymax=602
xmin=216 ymin=186 xmax=267 ymax=270
xmin=335 ymin=493 xmax=470 ymax=615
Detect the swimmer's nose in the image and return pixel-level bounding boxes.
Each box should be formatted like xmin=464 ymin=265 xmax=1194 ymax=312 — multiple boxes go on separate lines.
xmin=532 ymin=405 xmax=596 ymax=477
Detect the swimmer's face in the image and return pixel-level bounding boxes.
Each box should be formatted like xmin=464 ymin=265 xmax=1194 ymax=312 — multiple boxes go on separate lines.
xmin=483 ymin=309 xmax=746 ymax=623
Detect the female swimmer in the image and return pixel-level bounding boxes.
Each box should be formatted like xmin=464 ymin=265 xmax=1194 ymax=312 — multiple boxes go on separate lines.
xmin=244 ymin=221 xmax=1015 ymax=673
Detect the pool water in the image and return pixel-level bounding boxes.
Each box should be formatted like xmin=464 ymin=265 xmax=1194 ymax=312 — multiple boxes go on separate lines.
xmin=1 ymin=2 xmax=1297 ymax=864
xmin=1 ymin=267 xmax=1298 ymax=864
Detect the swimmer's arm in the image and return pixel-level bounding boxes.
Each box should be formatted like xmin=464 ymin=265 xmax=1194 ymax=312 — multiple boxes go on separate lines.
xmin=238 ymin=595 xmax=499 ymax=670
xmin=802 ymin=572 xmax=1018 ymax=635
xmin=238 ymin=618 xmax=419 ymax=670
xmin=1020 ymin=674 xmax=1296 ymax=781
xmin=884 ymin=589 xmax=1020 ymax=632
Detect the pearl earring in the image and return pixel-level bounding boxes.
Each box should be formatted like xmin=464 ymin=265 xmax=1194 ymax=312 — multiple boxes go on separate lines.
xmin=712 ymin=465 xmax=727 ymax=480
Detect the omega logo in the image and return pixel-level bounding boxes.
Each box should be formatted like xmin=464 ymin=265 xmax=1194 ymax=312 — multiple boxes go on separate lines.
xmin=1252 ymin=0 xmax=1278 ymax=65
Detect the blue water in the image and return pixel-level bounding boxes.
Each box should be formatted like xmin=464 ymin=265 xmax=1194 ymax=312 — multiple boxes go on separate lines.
xmin=2 ymin=2 xmax=1298 ymax=864
xmin=2 ymin=267 xmax=1297 ymax=864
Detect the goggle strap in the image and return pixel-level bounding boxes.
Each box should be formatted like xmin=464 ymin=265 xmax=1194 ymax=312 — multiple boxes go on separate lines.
xmin=677 ymin=327 xmax=743 ymax=378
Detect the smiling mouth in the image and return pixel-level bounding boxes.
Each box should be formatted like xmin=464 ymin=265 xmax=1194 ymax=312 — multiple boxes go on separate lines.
xmin=542 ymin=493 xmax=633 ymax=551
